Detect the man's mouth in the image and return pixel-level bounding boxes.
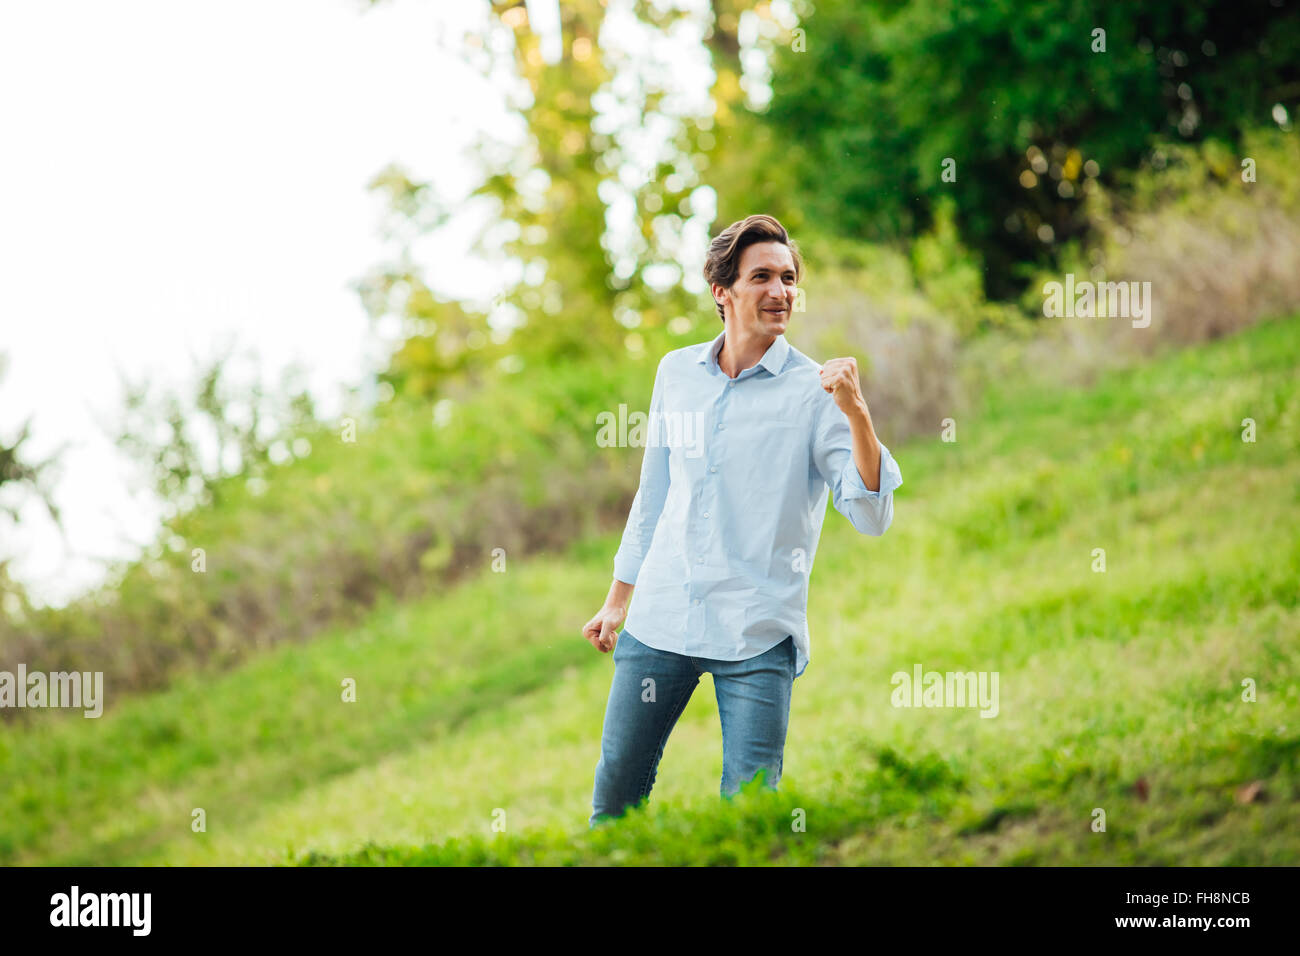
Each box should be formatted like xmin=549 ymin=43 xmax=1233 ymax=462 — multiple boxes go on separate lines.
xmin=764 ymin=307 xmax=787 ymax=315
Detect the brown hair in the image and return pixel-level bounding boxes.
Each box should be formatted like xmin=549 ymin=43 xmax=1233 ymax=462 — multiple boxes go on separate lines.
xmin=702 ymin=214 xmax=804 ymax=323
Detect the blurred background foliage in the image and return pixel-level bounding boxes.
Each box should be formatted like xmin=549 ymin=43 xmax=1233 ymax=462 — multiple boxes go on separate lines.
xmin=0 ymin=0 xmax=1296 ymax=769
xmin=763 ymin=0 xmax=1300 ymax=298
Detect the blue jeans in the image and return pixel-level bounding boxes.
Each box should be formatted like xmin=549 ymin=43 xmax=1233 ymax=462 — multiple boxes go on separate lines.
xmin=589 ymin=629 xmax=795 ymax=828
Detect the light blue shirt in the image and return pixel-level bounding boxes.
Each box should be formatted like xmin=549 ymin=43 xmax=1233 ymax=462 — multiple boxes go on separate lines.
xmin=613 ymin=327 xmax=903 ymax=679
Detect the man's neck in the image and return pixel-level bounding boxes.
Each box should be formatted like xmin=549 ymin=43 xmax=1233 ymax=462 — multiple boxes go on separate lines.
xmin=717 ymin=322 xmax=776 ymax=379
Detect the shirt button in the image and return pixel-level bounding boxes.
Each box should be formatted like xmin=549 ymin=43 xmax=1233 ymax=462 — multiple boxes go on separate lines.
xmin=717 ymin=423 xmax=725 ymax=430
xmin=728 ymin=380 xmax=735 ymax=386
xmin=693 ymin=599 xmax=701 ymax=606
xmin=709 ymin=466 xmax=717 ymax=473
xmin=703 ymin=511 xmax=710 ymax=518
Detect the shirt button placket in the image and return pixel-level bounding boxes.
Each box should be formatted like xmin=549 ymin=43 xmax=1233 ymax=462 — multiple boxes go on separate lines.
xmin=692 ymin=374 xmax=730 ymax=641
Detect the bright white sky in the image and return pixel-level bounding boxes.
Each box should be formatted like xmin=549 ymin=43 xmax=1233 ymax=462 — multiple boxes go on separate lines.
xmin=0 ymin=0 xmax=521 ymax=609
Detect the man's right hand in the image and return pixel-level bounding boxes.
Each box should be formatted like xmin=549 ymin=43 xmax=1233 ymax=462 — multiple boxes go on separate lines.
xmin=582 ymin=604 xmax=626 ymax=653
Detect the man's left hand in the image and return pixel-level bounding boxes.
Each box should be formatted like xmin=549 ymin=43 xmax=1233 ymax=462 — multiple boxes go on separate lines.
xmin=819 ymin=356 xmax=867 ymax=416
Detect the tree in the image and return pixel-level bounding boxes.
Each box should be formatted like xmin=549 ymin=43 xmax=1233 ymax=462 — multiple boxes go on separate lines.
xmin=105 ymin=342 xmax=318 ymax=515
xmin=0 ymin=351 xmax=66 ymax=535
xmin=761 ymin=0 xmax=1300 ymax=298
xmin=355 ymin=0 xmax=802 ymax=399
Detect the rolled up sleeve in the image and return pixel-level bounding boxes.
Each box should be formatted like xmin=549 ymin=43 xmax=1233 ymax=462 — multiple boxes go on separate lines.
xmin=812 ymin=398 xmax=903 ymax=536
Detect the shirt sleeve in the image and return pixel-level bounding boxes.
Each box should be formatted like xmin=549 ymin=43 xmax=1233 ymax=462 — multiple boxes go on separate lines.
xmin=811 ymin=395 xmax=902 ymax=536
xmin=612 ymin=357 xmax=671 ymax=584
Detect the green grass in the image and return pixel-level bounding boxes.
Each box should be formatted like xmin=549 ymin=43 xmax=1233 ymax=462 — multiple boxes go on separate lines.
xmin=2 ymin=314 xmax=1297 ymax=865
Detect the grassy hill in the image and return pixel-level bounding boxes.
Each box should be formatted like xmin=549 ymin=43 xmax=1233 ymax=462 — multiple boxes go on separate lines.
xmin=2 ymin=313 xmax=1297 ymax=865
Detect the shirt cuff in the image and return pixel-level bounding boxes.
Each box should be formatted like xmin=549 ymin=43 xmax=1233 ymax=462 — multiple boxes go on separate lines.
xmin=612 ymin=552 xmax=642 ymax=586
xmin=839 ymin=441 xmax=903 ymax=500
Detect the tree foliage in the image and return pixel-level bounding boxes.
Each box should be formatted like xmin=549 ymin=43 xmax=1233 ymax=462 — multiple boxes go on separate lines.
xmin=107 ymin=343 xmax=317 ymax=515
xmin=356 ymin=0 xmax=798 ymax=401
xmin=761 ymin=0 xmax=1300 ymax=297
xmin=0 ymin=352 xmax=65 ymax=533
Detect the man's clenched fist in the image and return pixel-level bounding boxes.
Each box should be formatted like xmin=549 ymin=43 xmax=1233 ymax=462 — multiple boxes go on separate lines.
xmin=819 ymin=356 xmax=869 ymax=416
xmin=582 ymin=605 xmax=626 ymax=653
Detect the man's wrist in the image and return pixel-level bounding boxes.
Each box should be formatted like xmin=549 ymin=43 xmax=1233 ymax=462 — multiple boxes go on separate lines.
xmin=607 ymin=578 xmax=635 ymax=611
xmin=845 ymin=398 xmax=872 ymax=427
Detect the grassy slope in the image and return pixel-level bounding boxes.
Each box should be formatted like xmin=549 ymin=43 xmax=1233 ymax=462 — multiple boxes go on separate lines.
xmin=2 ymin=315 xmax=1297 ymax=865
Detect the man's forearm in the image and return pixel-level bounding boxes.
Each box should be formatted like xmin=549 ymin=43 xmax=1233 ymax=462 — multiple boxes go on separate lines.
xmin=846 ymin=401 xmax=882 ymax=493
xmin=606 ymin=578 xmax=635 ymax=610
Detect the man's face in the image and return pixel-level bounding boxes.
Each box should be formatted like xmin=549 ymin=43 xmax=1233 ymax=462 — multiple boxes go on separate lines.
xmin=713 ymin=241 xmax=797 ymax=337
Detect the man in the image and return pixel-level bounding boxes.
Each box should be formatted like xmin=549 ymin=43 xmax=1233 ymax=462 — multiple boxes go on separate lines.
xmin=582 ymin=214 xmax=903 ymax=828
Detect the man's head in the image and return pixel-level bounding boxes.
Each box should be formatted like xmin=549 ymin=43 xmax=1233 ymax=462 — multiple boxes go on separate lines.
xmin=703 ymin=214 xmax=804 ymax=335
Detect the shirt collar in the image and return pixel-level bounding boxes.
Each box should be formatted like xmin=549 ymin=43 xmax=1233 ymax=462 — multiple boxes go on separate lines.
xmin=697 ymin=328 xmax=790 ymax=378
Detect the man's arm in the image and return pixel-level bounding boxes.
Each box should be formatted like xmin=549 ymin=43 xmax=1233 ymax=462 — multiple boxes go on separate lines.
xmin=606 ymin=578 xmax=634 ymax=610
xmin=584 ymin=357 xmax=670 ymax=652
xmin=845 ymin=401 xmax=883 ymax=492
xmin=813 ymin=358 xmax=903 ymax=536
xmin=611 ymin=356 xmax=671 ymax=584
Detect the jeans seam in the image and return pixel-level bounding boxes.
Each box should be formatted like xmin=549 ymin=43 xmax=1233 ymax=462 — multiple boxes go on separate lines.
xmin=718 ymin=648 xmax=792 ymax=793
xmin=636 ymin=670 xmax=698 ymax=802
